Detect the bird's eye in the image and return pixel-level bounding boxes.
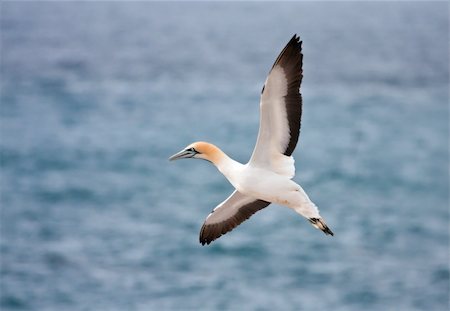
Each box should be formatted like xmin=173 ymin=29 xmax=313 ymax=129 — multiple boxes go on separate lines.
xmin=187 ymin=147 xmax=197 ymax=153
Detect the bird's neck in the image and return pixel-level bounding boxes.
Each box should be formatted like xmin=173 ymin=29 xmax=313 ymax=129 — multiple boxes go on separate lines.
xmin=209 ymin=149 xmax=244 ymax=182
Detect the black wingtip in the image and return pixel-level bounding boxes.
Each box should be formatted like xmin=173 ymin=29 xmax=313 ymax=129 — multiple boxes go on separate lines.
xmin=290 ymin=34 xmax=301 ymax=44
xmin=291 ymin=34 xmax=302 ymax=50
xmin=269 ymin=34 xmax=303 ymax=72
xmin=199 ymin=238 xmax=212 ymax=246
xmin=199 ymin=225 xmax=213 ymax=246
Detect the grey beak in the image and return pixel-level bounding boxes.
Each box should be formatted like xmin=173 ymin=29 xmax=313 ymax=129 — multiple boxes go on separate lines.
xmin=169 ymin=149 xmax=195 ymax=161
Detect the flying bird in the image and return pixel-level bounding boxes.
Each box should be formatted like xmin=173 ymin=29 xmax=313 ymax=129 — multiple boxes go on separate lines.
xmin=170 ymin=35 xmax=333 ymax=245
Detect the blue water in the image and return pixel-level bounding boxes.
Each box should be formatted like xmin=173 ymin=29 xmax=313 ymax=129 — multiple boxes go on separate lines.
xmin=1 ymin=2 xmax=448 ymax=310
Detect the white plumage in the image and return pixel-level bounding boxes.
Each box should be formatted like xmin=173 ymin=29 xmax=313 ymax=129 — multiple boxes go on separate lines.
xmin=170 ymin=35 xmax=333 ymax=245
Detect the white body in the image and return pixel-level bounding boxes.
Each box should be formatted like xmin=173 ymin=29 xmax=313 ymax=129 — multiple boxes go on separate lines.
xmin=217 ymin=156 xmax=320 ymax=219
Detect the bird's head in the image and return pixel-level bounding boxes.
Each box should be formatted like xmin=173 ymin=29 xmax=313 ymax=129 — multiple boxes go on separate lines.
xmin=169 ymin=141 xmax=224 ymax=164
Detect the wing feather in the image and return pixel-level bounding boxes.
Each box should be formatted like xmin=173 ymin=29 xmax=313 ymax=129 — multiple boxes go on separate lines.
xmin=199 ymin=191 xmax=270 ymax=245
xmin=249 ymin=35 xmax=303 ymax=177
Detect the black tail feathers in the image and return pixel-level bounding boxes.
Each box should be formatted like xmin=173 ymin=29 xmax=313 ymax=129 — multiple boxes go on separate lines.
xmin=309 ymin=218 xmax=334 ymax=236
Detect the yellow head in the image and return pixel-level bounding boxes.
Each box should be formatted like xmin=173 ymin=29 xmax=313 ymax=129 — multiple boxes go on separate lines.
xmin=169 ymin=141 xmax=225 ymax=164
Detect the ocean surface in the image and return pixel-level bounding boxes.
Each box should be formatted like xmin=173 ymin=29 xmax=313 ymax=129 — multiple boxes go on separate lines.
xmin=1 ymin=2 xmax=448 ymax=311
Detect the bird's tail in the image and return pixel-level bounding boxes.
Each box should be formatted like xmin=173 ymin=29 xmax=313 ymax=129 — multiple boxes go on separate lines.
xmin=309 ymin=217 xmax=334 ymax=236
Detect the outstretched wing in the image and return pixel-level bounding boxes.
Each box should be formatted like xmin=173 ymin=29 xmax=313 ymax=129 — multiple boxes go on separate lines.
xmin=199 ymin=191 xmax=270 ymax=245
xmin=249 ymin=35 xmax=303 ymax=178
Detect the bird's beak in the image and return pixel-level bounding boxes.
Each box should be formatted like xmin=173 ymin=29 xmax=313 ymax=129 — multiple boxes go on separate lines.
xmin=169 ymin=149 xmax=196 ymax=161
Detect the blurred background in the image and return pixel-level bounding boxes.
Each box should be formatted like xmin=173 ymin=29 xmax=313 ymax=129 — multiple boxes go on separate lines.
xmin=1 ymin=2 xmax=448 ymax=310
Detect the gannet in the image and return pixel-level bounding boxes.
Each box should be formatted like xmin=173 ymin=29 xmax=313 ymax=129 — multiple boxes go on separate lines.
xmin=170 ymin=35 xmax=334 ymax=245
